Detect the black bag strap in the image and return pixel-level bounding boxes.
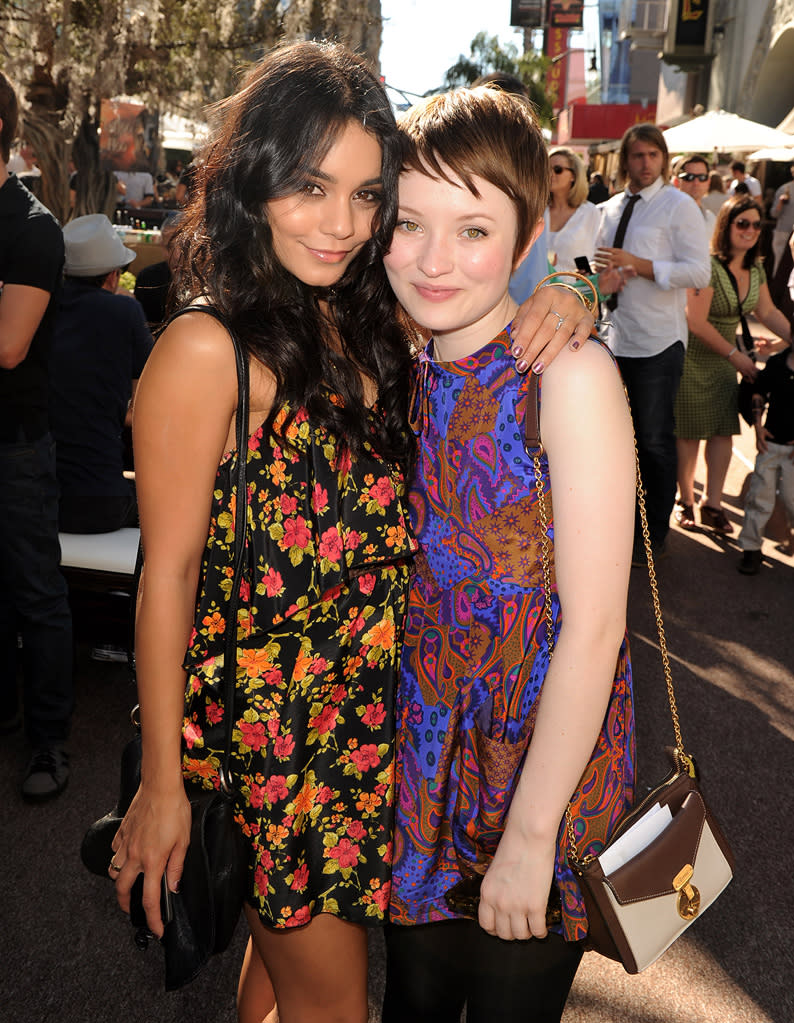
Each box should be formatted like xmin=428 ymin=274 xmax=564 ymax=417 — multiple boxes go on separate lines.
xmin=719 ymin=261 xmax=756 ymax=358
xmin=129 ymin=304 xmax=250 ymax=796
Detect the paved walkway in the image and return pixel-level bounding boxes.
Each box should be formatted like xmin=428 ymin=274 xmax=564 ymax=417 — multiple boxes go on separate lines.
xmin=2 ymin=421 xmax=791 ymax=1023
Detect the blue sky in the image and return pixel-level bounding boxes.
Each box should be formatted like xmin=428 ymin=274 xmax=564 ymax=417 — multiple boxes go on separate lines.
xmin=379 ymin=0 xmax=523 ymax=99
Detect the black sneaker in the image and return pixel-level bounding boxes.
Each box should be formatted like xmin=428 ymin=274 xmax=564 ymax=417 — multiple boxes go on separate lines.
xmin=737 ymin=550 xmax=762 ymax=576
xmin=21 ymin=747 xmax=69 ymax=801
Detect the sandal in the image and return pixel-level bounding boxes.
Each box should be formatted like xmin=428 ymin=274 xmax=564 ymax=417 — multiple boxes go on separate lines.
xmin=699 ymin=504 xmax=734 ymax=535
xmin=674 ymin=503 xmax=697 ymax=530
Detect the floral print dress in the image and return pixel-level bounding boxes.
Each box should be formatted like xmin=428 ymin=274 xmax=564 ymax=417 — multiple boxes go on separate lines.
xmin=181 ymin=402 xmax=417 ymax=928
xmin=389 ymin=327 xmax=636 ymax=942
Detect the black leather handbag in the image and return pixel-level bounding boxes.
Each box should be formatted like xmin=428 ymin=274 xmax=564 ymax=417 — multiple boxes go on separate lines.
xmin=81 ymin=309 xmax=250 ymax=990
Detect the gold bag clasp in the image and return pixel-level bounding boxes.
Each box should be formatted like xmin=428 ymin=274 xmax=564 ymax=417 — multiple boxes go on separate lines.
xmin=673 ymin=863 xmax=701 ymax=920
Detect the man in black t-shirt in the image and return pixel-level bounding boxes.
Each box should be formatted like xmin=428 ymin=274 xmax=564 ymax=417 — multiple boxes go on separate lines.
xmin=0 ymin=72 xmax=73 ymax=801
xmin=51 ymin=214 xmax=154 ymax=532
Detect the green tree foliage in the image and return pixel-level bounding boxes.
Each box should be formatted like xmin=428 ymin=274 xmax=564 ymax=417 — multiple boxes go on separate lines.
xmin=441 ymin=31 xmax=553 ymax=127
xmin=0 ymin=0 xmax=382 ymax=221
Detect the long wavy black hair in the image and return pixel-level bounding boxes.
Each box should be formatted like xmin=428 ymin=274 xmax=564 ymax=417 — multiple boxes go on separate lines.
xmin=171 ymin=40 xmax=413 ymax=473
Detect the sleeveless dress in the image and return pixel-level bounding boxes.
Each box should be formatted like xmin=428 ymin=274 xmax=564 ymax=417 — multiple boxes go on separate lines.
xmin=181 ymin=400 xmax=417 ymax=928
xmin=388 ymin=326 xmax=636 ymax=942
xmin=675 ymin=257 xmax=765 ymax=439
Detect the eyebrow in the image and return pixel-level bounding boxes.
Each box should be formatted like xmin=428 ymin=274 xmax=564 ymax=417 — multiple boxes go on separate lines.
xmin=309 ymin=168 xmax=383 ymax=188
xmin=397 ymin=203 xmax=499 ymax=223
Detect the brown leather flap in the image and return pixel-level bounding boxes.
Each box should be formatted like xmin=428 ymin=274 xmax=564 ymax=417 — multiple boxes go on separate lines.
xmin=602 ymin=790 xmax=707 ymax=905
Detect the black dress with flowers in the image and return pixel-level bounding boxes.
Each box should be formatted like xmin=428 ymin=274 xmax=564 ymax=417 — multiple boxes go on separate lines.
xmin=181 ymin=402 xmax=417 ymax=929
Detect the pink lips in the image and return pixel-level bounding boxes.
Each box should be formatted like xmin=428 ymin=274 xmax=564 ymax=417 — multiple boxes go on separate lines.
xmin=414 ymin=284 xmax=459 ymax=302
xmin=306 ymin=247 xmax=351 ymax=263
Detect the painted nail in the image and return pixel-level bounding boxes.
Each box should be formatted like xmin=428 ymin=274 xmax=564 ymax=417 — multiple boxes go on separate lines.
xmin=516 ymin=359 xmax=528 ymax=373
xmin=511 ymin=346 xmax=523 ymax=357
xmin=570 ymin=338 xmax=581 ymax=351
xmin=532 ymin=360 xmax=544 ymax=374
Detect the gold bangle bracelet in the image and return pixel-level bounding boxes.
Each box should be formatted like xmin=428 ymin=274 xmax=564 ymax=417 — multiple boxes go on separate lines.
xmin=532 ymin=271 xmax=599 ymax=314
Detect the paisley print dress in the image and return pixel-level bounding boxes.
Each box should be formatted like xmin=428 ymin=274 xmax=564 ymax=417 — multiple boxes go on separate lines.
xmin=181 ymin=402 xmax=417 ymax=928
xmin=389 ymin=326 xmax=636 ymax=942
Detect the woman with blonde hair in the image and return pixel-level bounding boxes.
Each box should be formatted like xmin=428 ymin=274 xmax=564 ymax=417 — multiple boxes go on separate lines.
xmin=546 ymin=147 xmax=601 ymax=271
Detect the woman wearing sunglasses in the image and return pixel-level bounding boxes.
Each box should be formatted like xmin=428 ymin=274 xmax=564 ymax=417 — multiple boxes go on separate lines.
xmin=674 ymin=195 xmax=791 ymax=533
xmin=545 ymin=147 xmax=601 ymax=272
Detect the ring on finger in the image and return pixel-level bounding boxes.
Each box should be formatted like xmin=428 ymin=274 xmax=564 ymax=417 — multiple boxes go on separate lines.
xmin=550 ymin=311 xmax=566 ymax=332
xmin=109 ymin=857 xmax=122 ymax=874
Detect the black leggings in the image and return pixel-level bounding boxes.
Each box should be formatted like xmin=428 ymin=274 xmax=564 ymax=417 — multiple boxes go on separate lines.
xmin=382 ymin=919 xmax=583 ymax=1023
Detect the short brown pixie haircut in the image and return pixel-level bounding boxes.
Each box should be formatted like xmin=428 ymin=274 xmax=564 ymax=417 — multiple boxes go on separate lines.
xmin=0 ymin=72 xmax=20 ymax=165
xmin=711 ymin=194 xmax=763 ymax=268
xmin=397 ymin=87 xmax=548 ymax=264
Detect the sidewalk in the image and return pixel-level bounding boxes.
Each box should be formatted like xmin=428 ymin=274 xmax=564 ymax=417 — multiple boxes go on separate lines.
xmin=1 ymin=417 xmax=791 ymax=1023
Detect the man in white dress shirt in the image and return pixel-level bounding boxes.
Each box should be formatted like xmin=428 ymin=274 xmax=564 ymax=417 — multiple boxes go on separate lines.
xmin=595 ymin=124 xmax=710 ymax=563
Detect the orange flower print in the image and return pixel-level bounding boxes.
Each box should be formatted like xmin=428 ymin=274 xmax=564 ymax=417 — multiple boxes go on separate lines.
xmin=293 ymin=782 xmax=316 ymax=815
xmin=239 ymin=648 xmax=273 ymax=679
xmin=269 ymin=460 xmax=287 ymax=486
xmin=356 ymin=791 xmax=382 ymax=814
xmin=292 ymin=646 xmax=314 ymax=683
xmin=386 ymin=523 xmax=406 ymax=549
xmin=365 ymin=617 xmax=395 ymax=651
xmin=202 ymin=611 xmax=225 ymax=636
xmin=265 ymin=822 xmax=289 ymax=845
xmin=183 ymin=755 xmax=217 ymax=781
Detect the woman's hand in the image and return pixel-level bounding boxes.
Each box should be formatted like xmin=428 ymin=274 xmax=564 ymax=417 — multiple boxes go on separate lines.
xmin=510 ymin=285 xmax=595 ymax=374
xmin=477 ymin=826 xmax=557 ymax=942
xmin=730 ymin=349 xmax=757 ymax=381
xmin=111 ymin=781 xmax=192 ymax=937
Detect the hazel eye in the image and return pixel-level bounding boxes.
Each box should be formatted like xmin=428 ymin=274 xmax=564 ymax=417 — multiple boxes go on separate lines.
xmin=463 ymin=227 xmax=486 ymax=240
xmin=397 ymin=219 xmax=420 ymax=233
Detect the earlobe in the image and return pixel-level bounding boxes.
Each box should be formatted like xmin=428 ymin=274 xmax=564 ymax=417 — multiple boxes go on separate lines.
xmin=513 ymin=217 xmax=545 ymax=272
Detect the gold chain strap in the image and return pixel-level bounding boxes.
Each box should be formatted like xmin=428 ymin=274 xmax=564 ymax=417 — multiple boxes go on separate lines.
xmin=531 ymin=395 xmax=691 ymax=865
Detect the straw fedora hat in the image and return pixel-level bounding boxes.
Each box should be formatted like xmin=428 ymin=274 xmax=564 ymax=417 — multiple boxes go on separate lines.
xmin=63 ymin=214 xmax=136 ymax=276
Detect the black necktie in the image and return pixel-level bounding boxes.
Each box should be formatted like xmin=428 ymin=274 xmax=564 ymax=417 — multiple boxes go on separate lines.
xmin=606 ymin=194 xmax=641 ymax=311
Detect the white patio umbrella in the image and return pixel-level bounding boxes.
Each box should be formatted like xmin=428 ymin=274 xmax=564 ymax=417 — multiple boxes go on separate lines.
xmin=662 ymin=110 xmax=794 ymax=154
xmin=746 ymin=146 xmax=794 ymax=162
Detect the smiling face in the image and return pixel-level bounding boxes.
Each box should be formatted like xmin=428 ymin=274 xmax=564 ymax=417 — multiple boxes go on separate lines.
xmin=384 ymin=161 xmax=539 ymax=361
xmin=266 ymin=120 xmax=383 ymax=288
xmin=729 ymin=207 xmax=762 ymax=255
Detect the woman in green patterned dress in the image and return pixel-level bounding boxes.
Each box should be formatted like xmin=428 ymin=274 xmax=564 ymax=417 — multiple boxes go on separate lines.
xmin=675 ymin=195 xmax=790 ymax=533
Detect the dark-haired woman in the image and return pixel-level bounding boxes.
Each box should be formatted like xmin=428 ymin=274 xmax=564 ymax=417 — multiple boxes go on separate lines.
xmin=106 ymin=40 xmax=593 ymax=1023
xmin=675 ymin=195 xmax=791 ymax=533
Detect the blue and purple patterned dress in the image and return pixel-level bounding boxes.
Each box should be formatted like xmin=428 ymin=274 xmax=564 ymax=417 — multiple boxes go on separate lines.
xmin=389 ymin=325 xmax=636 ymax=941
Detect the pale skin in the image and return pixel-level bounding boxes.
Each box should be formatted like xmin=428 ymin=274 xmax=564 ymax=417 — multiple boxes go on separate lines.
xmin=677 ymin=211 xmax=791 ymax=512
xmin=384 ymin=163 xmax=635 ymax=943
xmin=110 ymin=120 xmax=595 ymax=1023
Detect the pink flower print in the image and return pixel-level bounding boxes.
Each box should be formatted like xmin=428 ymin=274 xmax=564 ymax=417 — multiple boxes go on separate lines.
xmin=361 ymin=702 xmax=386 ymax=727
xmin=312 ymin=483 xmax=329 ymax=513
xmin=319 ymin=526 xmax=343 ymax=562
xmin=358 ymin=573 xmax=376 ymax=595
xmin=238 ymin=720 xmax=268 ymax=752
xmin=317 ymin=785 xmax=334 ymax=804
xmin=372 ymin=880 xmax=391 ymax=913
xmin=290 ymin=863 xmax=310 ymax=891
xmin=324 ymin=838 xmax=361 ymax=869
xmin=206 ymin=702 xmax=224 ymax=725
xmin=350 ymin=744 xmax=380 ymax=772
xmin=347 ymin=819 xmax=367 ymax=842
xmin=344 ymin=530 xmax=362 ymax=551
xmin=279 ymin=494 xmax=298 ymax=515
xmin=273 ymin=734 xmax=295 ymax=759
xmin=370 ymin=476 xmax=396 ymax=507
xmin=249 ymin=782 xmax=266 ymax=809
xmin=282 ymin=517 xmax=311 ymax=550
xmin=311 ymin=705 xmax=339 ymax=735
xmin=262 ymin=567 xmax=283 ymax=597
xmin=264 ymin=775 xmax=289 ymax=803
xmin=289 ymin=905 xmax=312 ymax=927
xmin=183 ymin=720 xmax=202 ymax=749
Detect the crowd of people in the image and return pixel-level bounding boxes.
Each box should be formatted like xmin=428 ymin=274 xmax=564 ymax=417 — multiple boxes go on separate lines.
xmin=1 ymin=40 xmax=793 ymax=1023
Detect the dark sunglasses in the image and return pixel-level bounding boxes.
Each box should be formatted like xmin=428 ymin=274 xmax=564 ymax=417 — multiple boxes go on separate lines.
xmin=733 ymin=218 xmax=762 ymax=231
xmin=677 ymin=172 xmax=709 ymax=182
xmin=551 ymin=165 xmax=573 ymax=175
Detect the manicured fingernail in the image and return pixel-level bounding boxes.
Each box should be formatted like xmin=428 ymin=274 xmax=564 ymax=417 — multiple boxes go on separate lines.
xmin=512 ymin=345 xmax=523 ymax=357
xmin=570 ymin=338 xmax=581 ymax=351
xmin=532 ymin=360 xmax=544 ymax=374
xmin=516 ymin=359 xmax=528 ymax=373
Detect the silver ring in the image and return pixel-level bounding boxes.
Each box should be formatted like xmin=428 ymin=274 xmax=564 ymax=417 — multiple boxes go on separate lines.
xmin=550 ymin=311 xmax=566 ymax=332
